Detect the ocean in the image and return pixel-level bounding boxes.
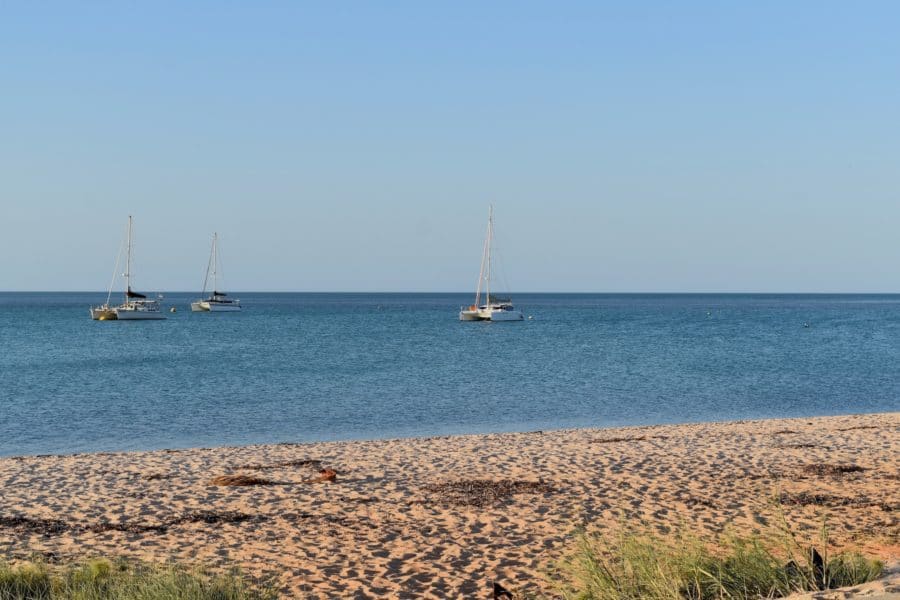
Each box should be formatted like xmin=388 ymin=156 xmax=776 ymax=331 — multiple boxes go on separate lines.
xmin=1 ymin=292 xmax=898 ymax=456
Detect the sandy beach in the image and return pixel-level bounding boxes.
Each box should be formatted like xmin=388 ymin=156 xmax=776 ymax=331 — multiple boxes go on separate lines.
xmin=1 ymin=413 xmax=897 ymax=598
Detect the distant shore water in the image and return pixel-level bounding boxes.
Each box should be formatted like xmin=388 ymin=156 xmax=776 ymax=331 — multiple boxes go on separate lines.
xmin=1 ymin=412 xmax=896 ymax=597
xmin=3 ymin=292 xmax=900 ymax=456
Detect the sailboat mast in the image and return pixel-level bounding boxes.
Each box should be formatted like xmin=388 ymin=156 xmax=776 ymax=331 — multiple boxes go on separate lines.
xmin=105 ymin=232 xmax=124 ymax=306
xmin=124 ymin=215 xmax=133 ymax=301
xmin=212 ymin=233 xmax=218 ymax=294
xmin=475 ymin=215 xmax=490 ymax=307
xmin=200 ymin=234 xmax=213 ymax=296
xmin=485 ymin=205 xmax=493 ymax=305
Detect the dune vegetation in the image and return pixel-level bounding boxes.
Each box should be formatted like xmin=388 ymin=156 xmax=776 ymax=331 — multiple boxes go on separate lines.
xmin=555 ymin=524 xmax=883 ymax=600
xmin=0 ymin=559 xmax=275 ymax=600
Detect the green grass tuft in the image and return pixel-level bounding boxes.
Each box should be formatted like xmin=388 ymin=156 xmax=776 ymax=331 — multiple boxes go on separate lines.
xmin=555 ymin=528 xmax=883 ymax=600
xmin=0 ymin=559 xmax=276 ymax=600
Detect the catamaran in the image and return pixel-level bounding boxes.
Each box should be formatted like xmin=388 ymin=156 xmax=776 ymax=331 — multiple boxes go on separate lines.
xmin=191 ymin=233 xmax=241 ymax=312
xmin=90 ymin=216 xmax=166 ymax=321
xmin=459 ymin=206 xmax=524 ymax=322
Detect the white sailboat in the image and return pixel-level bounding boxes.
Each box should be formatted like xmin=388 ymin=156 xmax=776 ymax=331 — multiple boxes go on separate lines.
xmin=90 ymin=216 xmax=166 ymax=321
xmin=191 ymin=233 xmax=241 ymax=312
xmin=459 ymin=206 xmax=524 ymax=322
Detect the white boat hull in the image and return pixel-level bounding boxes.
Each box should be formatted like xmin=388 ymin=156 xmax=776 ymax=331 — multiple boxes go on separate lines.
xmin=90 ymin=306 xmax=117 ymax=320
xmin=459 ymin=309 xmax=483 ymax=321
xmin=487 ymin=308 xmax=524 ymax=321
xmin=115 ymin=303 xmax=167 ymax=320
xmin=192 ymin=300 xmax=241 ymax=312
xmin=459 ymin=306 xmax=523 ymax=321
xmin=204 ymin=302 xmax=241 ymax=312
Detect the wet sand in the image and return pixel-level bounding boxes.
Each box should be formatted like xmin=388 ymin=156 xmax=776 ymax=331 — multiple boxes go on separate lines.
xmin=1 ymin=413 xmax=897 ymax=598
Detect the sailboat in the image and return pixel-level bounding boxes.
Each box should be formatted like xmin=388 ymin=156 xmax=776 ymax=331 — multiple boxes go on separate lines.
xmin=90 ymin=216 xmax=166 ymax=320
xmin=191 ymin=233 xmax=241 ymax=312
xmin=459 ymin=206 xmax=524 ymax=322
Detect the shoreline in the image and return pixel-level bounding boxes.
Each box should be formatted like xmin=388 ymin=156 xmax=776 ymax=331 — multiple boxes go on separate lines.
xmin=3 ymin=409 xmax=892 ymax=460
xmin=2 ymin=412 xmax=897 ymax=597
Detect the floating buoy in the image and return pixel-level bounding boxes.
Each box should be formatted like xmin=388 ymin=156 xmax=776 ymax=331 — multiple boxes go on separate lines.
xmin=528 ymin=315 xmax=534 ymax=320
xmin=170 ymin=307 xmax=177 ymax=313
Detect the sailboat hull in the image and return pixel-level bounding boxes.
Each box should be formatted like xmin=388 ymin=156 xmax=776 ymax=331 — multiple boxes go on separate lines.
xmin=459 ymin=306 xmax=524 ymax=321
xmin=90 ymin=307 xmax=118 ymax=320
xmin=487 ymin=308 xmax=524 ymax=321
xmin=459 ymin=309 xmax=483 ymax=321
xmin=203 ymin=301 xmax=241 ymax=312
xmin=115 ymin=301 xmax=166 ymax=320
xmin=192 ymin=300 xmax=241 ymax=312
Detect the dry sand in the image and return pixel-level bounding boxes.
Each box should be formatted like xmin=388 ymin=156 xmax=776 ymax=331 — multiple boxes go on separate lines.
xmin=0 ymin=413 xmax=897 ymax=598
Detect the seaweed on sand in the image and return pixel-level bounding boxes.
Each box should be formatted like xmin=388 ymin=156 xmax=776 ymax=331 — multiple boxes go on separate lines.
xmin=424 ymin=479 xmax=553 ymax=507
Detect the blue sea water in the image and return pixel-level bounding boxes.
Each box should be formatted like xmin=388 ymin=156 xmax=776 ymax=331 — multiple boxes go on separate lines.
xmin=0 ymin=293 xmax=898 ymax=456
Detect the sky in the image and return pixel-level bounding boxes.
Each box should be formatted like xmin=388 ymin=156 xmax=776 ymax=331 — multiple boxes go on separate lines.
xmin=2 ymin=2 xmax=899 ymax=292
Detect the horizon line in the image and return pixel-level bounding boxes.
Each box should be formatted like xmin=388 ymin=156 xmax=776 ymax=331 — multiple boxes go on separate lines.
xmin=3 ymin=290 xmax=900 ymax=295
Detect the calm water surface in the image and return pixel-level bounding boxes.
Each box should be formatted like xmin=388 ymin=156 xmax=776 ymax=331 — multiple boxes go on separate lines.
xmin=1 ymin=293 xmax=898 ymax=456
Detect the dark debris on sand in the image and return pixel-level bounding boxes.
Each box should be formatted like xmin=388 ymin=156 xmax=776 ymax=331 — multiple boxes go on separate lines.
xmin=778 ymin=492 xmax=896 ymax=512
xmin=591 ymin=434 xmax=669 ymax=444
xmin=423 ymin=479 xmax=554 ymax=507
xmin=209 ymin=474 xmax=279 ymax=486
xmin=684 ymin=495 xmax=718 ymax=509
xmin=0 ymin=510 xmax=260 ymax=537
xmin=91 ymin=510 xmax=259 ymax=534
xmin=801 ymin=463 xmax=868 ymax=477
xmin=778 ymin=491 xmax=848 ymax=507
xmin=0 ymin=515 xmax=68 ymax=535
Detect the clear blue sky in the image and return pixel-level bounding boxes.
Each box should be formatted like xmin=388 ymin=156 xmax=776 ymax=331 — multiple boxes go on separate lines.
xmin=2 ymin=2 xmax=899 ymax=292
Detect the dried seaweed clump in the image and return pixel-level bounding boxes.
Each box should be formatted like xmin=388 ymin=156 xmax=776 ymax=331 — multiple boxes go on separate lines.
xmin=592 ymin=435 xmax=669 ymax=444
xmin=592 ymin=436 xmax=647 ymax=444
xmin=777 ymin=491 xmax=879 ymax=508
xmin=424 ymin=479 xmax=553 ymax=507
xmin=177 ymin=510 xmax=255 ymax=525
xmin=801 ymin=464 xmax=867 ymax=477
xmin=0 ymin=510 xmax=258 ymax=537
xmin=0 ymin=515 xmax=68 ymax=535
xmin=209 ymin=474 xmax=277 ymax=487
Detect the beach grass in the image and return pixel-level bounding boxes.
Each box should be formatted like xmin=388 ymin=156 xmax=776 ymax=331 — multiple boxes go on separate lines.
xmin=555 ymin=525 xmax=883 ymax=600
xmin=0 ymin=559 xmax=275 ymax=600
